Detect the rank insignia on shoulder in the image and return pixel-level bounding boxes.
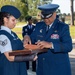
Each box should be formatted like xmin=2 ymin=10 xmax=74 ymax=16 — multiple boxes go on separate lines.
xmin=0 ymin=39 xmax=7 ymax=46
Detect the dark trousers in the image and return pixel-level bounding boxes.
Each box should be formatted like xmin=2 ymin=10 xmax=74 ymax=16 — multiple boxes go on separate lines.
xmin=26 ymin=61 xmax=36 ymax=72
xmin=26 ymin=61 xmax=29 ymax=70
xmin=32 ymin=61 xmax=36 ymax=71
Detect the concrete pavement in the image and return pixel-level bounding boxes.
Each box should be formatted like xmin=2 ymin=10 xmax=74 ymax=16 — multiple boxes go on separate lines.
xmin=27 ymin=69 xmax=36 ymax=75
xmin=69 ymin=43 xmax=75 ymax=75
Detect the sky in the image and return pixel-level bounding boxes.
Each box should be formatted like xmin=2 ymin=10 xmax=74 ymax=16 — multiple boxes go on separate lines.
xmin=52 ymin=0 xmax=75 ymax=14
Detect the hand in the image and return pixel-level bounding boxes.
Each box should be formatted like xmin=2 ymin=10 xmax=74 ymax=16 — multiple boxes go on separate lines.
xmin=23 ymin=35 xmax=31 ymax=46
xmin=35 ymin=41 xmax=52 ymax=49
xmin=33 ymin=55 xmax=38 ymax=61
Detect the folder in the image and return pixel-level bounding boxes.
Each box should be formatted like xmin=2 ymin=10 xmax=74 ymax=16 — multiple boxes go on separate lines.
xmin=9 ymin=44 xmax=48 ymax=56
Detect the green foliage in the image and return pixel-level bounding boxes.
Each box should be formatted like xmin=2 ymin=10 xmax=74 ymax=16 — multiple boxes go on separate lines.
xmin=0 ymin=0 xmax=28 ymax=21
xmin=0 ymin=0 xmax=53 ymax=21
xmin=21 ymin=0 xmax=26 ymax=3
xmin=25 ymin=15 xmax=31 ymax=21
xmin=70 ymin=26 xmax=75 ymax=39
xmin=27 ymin=0 xmax=52 ymax=16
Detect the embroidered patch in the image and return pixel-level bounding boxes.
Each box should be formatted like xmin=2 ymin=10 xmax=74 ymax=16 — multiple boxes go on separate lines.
xmin=0 ymin=39 xmax=8 ymax=46
xmin=51 ymin=34 xmax=59 ymax=39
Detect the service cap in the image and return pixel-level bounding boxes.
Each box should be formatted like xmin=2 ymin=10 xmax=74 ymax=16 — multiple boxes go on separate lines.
xmin=1 ymin=5 xmax=21 ymax=19
xmin=38 ymin=4 xmax=59 ymax=19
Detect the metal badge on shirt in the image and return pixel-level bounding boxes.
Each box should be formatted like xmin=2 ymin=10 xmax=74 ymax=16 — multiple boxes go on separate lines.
xmin=54 ymin=30 xmax=58 ymax=33
xmin=40 ymin=29 xmax=43 ymax=33
xmin=0 ymin=39 xmax=7 ymax=46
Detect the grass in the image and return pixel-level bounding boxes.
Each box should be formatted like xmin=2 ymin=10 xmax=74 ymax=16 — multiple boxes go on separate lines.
xmin=12 ymin=22 xmax=75 ymax=40
xmin=12 ymin=22 xmax=26 ymax=40
xmin=69 ymin=25 xmax=75 ymax=39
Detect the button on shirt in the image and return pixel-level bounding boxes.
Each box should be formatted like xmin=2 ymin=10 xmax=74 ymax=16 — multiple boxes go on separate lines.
xmin=0 ymin=26 xmax=12 ymax=53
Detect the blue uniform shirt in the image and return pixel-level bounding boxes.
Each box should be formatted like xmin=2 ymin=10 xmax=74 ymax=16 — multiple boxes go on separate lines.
xmin=22 ymin=24 xmax=35 ymax=37
xmin=0 ymin=26 xmax=27 ymax=75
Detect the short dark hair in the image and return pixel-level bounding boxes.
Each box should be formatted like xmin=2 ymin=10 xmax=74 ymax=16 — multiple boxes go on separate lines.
xmin=0 ymin=12 xmax=11 ymax=25
xmin=25 ymin=16 xmax=32 ymax=21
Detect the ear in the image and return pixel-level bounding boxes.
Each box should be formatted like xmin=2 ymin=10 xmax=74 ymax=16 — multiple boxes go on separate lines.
xmin=53 ymin=12 xmax=56 ymax=16
xmin=4 ymin=17 xmax=8 ymax=23
xmin=52 ymin=12 xmax=56 ymax=19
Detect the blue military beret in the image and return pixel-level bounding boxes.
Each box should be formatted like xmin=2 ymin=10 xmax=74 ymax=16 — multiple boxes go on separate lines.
xmin=1 ymin=5 xmax=21 ymax=19
xmin=38 ymin=4 xmax=59 ymax=19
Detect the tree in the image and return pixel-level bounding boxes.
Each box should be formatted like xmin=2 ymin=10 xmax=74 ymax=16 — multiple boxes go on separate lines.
xmin=26 ymin=0 xmax=52 ymax=16
xmin=0 ymin=0 xmax=28 ymax=21
xmin=70 ymin=0 xmax=74 ymax=25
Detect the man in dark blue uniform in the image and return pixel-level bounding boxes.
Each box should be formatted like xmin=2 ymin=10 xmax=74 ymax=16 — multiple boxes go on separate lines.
xmin=22 ymin=16 xmax=35 ymax=37
xmin=24 ymin=4 xmax=73 ymax=75
xmin=22 ymin=16 xmax=36 ymax=71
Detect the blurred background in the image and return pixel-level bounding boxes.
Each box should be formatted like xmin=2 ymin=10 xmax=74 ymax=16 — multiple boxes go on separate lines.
xmin=0 ymin=0 xmax=75 ymax=40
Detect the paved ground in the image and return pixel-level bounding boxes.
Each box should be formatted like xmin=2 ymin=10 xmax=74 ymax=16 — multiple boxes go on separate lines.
xmin=69 ymin=43 xmax=75 ymax=75
xmin=27 ymin=43 xmax=75 ymax=75
xmin=27 ymin=69 xmax=36 ymax=75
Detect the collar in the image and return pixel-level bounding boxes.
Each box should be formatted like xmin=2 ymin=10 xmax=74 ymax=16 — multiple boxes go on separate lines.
xmin=48 ymin=22 xmax=53 ymax=29
xmin=1 ymin=26 xmax=11 ymax=34
xmin=28 ymin=25 xmax=32 ymax=28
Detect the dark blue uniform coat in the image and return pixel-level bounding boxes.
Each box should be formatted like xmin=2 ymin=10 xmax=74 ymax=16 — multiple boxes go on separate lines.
xmin=30 ymin=19 xmax=73 ymax=75
xmin=22 ymin=25 xmax=36 ymax=71
xmin=22 ymin=25 xmax=35 ymax=37
xmin=0 ymin=30 xmax=27 ymax=75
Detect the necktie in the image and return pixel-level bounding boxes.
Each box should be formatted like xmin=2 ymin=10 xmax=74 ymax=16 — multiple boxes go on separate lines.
xmin=30 ymin=25 xmax=32 ymax=29
xmin=46 ymin=25 xmax=49 ymax=32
